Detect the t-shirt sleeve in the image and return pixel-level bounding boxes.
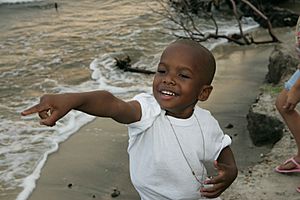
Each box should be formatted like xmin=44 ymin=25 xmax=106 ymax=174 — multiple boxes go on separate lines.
xmin=127 ymin=93 xmax=161 ymax=137
xmin=196 ymin=108 xmax=232 ymax=161
xmin=210 ymin=127 xmax=232 ymax=161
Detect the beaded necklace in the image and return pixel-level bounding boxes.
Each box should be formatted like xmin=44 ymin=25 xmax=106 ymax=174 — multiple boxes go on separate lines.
xmin=166 ymin=114 xmax=206 ymax=187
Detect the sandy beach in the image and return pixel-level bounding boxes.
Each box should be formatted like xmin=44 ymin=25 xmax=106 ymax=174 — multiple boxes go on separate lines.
xmin=25 ymin=30 xmax=300 ymax=200
xmin=27 ymin=118 xmax=140 ymax=200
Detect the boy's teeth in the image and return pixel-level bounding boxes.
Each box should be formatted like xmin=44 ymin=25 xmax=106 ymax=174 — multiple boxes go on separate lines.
xmin=161 ymin=91 xmax=175 ymax=96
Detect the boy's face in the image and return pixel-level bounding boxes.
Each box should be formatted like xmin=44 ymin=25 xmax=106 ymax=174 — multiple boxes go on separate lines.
xmin=153 ymin=43 xmax=212 ymax=118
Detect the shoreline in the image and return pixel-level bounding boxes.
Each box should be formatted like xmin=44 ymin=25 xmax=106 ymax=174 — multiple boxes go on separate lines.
xmin=221 ymin=24 xmax=300 ymax=199
xmin=26 ymin=37 xmax=282 ymax=200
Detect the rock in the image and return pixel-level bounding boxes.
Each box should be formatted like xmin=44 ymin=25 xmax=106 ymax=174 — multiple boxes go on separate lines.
xmin=246 ymin=42 xmax=299 ymax=147
xmin=246 ymin=93 xmax=284 ymax=146
xmin=67 ymin=183 xmax=73 ymax=188
xmin=111 ymin=188 xmax=120 ymax=198
xmin=265 ymin=47 xmax=298 ymax=84
xmin=169 ymin=0 xmax=299 ymax=28
xmin=248 ymin=6 xmax=299 ymax=28
xmin=225 ymin=123 xmax=234 ymax=129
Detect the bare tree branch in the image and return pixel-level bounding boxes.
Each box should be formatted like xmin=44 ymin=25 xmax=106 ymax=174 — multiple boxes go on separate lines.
xmin=153 ymin=0 xmax=281 ymax=46
xmin=241 ymin=0 xmax=280 ymax=43
xmin=229 ymin=0 xmax=250 ymax=44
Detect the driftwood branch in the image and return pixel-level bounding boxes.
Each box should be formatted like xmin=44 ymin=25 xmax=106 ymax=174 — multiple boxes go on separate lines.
xmin=114 ymin=56 xmax=155 ymax=75
xmin=155 ymin=0 xmax=281 ymax=45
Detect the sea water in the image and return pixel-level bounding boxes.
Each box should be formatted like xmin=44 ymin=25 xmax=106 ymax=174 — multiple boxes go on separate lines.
xmin=0 ymin=0 xmax=259 ymax=199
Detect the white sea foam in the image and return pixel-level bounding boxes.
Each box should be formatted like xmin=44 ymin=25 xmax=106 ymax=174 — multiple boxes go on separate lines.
xmin=9 ymin=52 xmax=153 ymax=200
xmin=13 ymin=111 xmax=95 ymax=200
xmin=89 ymin=53 xmax=153 ymax=96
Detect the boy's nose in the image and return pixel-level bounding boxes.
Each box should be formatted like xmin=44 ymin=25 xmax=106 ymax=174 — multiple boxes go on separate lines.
xmin=163 ymin=75 xmax=175 ymax=85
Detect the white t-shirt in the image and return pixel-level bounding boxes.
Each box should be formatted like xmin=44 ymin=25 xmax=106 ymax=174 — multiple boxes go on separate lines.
xmin=128 ymin=93 xmax=231 ymax=200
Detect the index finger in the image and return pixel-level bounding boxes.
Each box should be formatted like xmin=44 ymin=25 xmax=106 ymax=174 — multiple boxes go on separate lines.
xmin=21 ymin=103 xmax=49 ymax=116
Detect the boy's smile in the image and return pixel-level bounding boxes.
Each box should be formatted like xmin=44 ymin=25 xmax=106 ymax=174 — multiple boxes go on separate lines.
xmin=153 ymin=42 xmax=213 ymax=119
xmin=159 ymin=90 xmax=177 ymax=99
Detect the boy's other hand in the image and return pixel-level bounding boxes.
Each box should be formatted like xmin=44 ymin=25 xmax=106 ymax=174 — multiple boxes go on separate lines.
xmin=200 ymin=160 xmax=237 ymax=198
xmin=21 ymin=94 xmax=72 ymax=126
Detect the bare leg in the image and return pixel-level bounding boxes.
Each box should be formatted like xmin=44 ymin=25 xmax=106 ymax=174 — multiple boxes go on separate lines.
xmin=275 ymin=89 xmax=300 ymax=169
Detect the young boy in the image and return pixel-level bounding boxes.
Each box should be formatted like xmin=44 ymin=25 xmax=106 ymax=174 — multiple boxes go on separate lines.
xmin=22 ymin=39 xmax=238 ymax=199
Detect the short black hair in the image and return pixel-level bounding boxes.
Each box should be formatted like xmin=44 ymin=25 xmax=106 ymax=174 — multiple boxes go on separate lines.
xmin=172 ymin=39 xmax=216 ymax=85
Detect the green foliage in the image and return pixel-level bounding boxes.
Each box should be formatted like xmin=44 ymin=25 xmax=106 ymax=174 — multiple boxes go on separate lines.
xmin=261 ymin=84 xmax=283 ymax=95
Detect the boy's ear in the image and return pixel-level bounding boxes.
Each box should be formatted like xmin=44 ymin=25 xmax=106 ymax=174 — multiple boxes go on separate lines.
xmin=198 ymin=85 xmax=213 ymax=101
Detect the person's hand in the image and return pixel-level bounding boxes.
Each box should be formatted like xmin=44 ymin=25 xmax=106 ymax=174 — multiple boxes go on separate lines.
xmin=200 ymin=160 xmax=237 ymax=198
xmin=283 ymin=85 xmax=300 ymax=111
xmin=21 ymin=94 xmax=73 ymax=126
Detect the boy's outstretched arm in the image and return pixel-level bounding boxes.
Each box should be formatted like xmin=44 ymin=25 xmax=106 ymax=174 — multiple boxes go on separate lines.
xmin=200 ymin=146 xmax=238 ymax=198
xmin=21 ymin=91 xmax=141 ymax=126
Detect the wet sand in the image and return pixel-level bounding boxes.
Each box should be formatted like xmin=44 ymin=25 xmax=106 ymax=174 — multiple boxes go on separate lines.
xmin=28 ymin=118 xmax=139 ymax=200
xmin=27 ymin=29 xmax=300 ymax=200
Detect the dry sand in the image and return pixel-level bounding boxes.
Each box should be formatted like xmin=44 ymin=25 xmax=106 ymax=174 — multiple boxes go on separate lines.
xmin=27 ymin=29 xmax=300 ymax=200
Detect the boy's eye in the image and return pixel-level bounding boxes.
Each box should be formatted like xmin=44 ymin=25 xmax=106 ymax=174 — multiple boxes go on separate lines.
xmin=179 ymin=74 xmax=190 ymax=79
xmin=157 ymin=69 xmax=166 ymax=74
